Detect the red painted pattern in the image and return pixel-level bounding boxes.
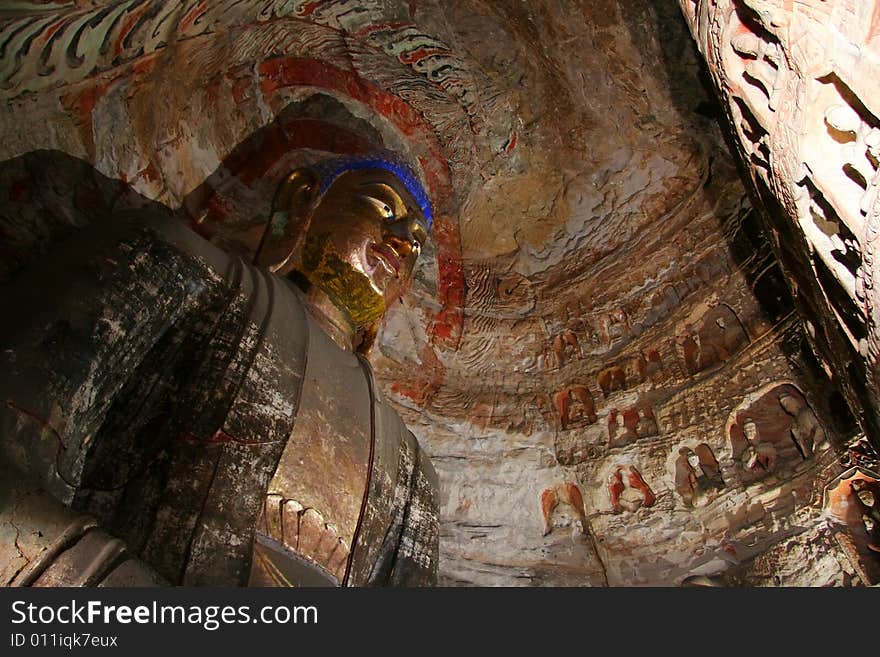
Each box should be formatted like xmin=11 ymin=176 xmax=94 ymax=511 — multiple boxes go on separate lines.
xmin=180 ymin=1 xmax=209 ymax=32
xmin=398 ymin=46 xmax=450 ymax=66
xmin=257 ymin=57 xmax=451 ymax=196
xmin=113 ymin=2 xmax=154 ymax=58
xmin=295 ymin=1 xmax=324 ymax=17
xmin=505 ymin=125 xmax=518 ymax=154
xmin=429 ymin=211 xmax=464 ymax=349
xmin=36 ymin=16 xmax=68 ymax=48
xmin=60 ymin=81 xmax=111 ymax=159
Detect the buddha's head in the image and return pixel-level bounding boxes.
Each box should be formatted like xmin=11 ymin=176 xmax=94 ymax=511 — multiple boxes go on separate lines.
xmin=257 ymin=153 xmax=432 ymax=349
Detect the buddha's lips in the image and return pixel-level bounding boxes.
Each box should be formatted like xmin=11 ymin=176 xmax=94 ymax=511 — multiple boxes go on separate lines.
xmin=370 ymin=243 xmax=401 ymax=275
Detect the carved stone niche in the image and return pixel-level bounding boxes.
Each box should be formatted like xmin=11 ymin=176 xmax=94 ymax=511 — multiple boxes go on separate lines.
xmin=597 ymin=365 xmax=627 ymax=397
xmin=540 ymin=482 xmax=588 ymax=537
xmin=551 ymin=329 xmax=581 ymax=368
xmin=607 ymin=465 xmax=656 ymax=514
xmin=824 ymin=467 xmax=880 ymax=585
xmin=677 ymin=304 xmax=749 ymax=376
xmin=554 ymin=422 xmax=605 ymax=467
xmin=727 ymin=383 xmax=827 ymax=485
xmin=555 ymin=385 xmax=598 ymax=431
xmin=671 ymin=443 xmax=725 ymax=509
xmin=720 ymin=1 xmax=783 ymax=182
xmin=608 ymin=403 xmax=659 ymax=449
xmin=597 ymin=353 xmax=650 ymax=398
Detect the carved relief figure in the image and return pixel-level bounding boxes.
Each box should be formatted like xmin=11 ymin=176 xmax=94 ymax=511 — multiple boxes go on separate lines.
xmin=0 ymin=152 xmax=440 ymax=587
xmin=678 ymin=306 xmax=748 ymax=375
xmin=674 ymin=448 xmax=700 ymax=508
xmin=635 ymin=406 xmax=659 ymax=438
xmin=598 ymin=366 xmax=627 ymax=397
xmin=608 ymin=410 xmax=638 ymax=449
xmin=674 ymin=444 xmax=724 ymax=508
xmin=608 ymin=404 xmax=658 ymax=448
xmin=643 ymin=348 xmax=664 ymax=379
xmin=779 ymin=393 xmax=826 ymax=458
xmin=697 ymin=306 xmax=748 ymax=369
xmin=599 ymin=308 xmax=630 ymax=344
xmin=727 ymin=17 xmax=782 ymax=123
xmin=729 ymin=384 xmax=826 ymax=483
xmin=627 ymin=354 xmax=648 ymax=385
xmin=556 ymin=385 xmax=597 ymax=430
xmin=541 ymin=482 xmax=588 ymax=536
xmin=741 ymin=419 xmax=778 ymax=473
xmin=677 ymin=331 xmax=701 ymax=375
xmin=693 ymin=443 xmax=724 ymax=490
xmin=608 ymin=466 xmax=655 ymax=513
xmin=552 ymin=329 xmax=581 ymax=367
xmin=850 ymin=479 xmax=880 ymax=554
xmin=680 ymin=0 xmax=880 ymax=443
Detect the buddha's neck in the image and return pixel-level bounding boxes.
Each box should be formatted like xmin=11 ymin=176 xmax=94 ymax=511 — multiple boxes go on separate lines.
xmin=301 ymin=285 xmax=357 ymax=352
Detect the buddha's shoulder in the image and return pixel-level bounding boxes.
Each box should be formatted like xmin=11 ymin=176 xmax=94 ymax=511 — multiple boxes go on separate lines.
xmin=104 ymin=208 xmax=241 ymax=278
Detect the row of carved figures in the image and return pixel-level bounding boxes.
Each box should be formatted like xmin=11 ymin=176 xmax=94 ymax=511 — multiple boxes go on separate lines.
xmin=542 ymin=386 xmax=830 ymax=534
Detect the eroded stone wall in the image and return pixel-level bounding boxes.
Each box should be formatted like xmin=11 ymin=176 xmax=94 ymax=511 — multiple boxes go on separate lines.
xmin=677 ymin=0 xmax=880 ymax=445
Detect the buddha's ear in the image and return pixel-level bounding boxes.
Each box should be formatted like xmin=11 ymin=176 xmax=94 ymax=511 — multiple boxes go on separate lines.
xmin=254 ymin=167 xmax=319 ymax=272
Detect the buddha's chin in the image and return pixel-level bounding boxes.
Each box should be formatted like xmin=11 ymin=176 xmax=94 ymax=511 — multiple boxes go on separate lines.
xmin=300 ymin=232 xmax=388 ymax=328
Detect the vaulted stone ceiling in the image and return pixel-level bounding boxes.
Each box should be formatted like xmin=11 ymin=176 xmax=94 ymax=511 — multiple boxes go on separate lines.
xmin=1 ymin=0 xmax=877 ymax=585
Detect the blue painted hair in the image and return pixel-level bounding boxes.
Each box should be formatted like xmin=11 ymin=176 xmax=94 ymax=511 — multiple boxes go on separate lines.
xmin=311 ymin=152 xmax=434 ymax=229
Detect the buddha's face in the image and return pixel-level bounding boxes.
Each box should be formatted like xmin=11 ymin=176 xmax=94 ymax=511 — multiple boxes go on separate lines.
xmin=296 ymin=167 xmax=429 ymax=328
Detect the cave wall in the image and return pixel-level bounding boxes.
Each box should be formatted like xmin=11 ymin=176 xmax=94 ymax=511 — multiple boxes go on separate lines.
xmin=677 ymin=0 xmax=880 ymax=446
xmin=1 ymin=0 xmax=876 ymax=585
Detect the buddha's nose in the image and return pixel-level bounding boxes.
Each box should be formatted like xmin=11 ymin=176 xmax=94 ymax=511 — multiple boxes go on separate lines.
xmin=386 ymin=219 xmax=419 ymax=256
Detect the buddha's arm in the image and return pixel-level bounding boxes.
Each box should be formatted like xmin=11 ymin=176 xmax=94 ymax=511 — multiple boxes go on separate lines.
xmin=0 ymin=210 xmax=228 ymax=586
xmin=0 ymin=465 xmax=167 ymax=586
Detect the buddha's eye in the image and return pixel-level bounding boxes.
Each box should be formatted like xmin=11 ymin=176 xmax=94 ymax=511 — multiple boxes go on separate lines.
xmin=413 ymin=224 xmax=428 ymax=252
xmin=363 ymin=195 xmax=395 ymax=220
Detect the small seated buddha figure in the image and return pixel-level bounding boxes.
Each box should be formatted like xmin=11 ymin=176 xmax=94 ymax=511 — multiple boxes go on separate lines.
xmin=0 ymin=152 xmax=439 ymax=587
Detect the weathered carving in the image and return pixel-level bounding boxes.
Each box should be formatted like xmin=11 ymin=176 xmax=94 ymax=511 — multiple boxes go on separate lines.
xmin=643 ymin=348 xmax=665 ymax=380
xmin=0 ymin=151 xmax=441 ymax=587
xmin=728 ymin=383 xmax=824 ymax=483
xmin=678 ymin=305 xmax=749 ymax=375
xmin=608 ymin=409 xmax=638 ymax=449
xmin=673 ymin=443 xmax=724 ymax=508
xmin=598 ymin=308 xmax=631 ymax=345
xmin=778 ymin=392 xmax=827 ymax=458
xmin=678 ymin=0 xmax=880 ymax=443
xmin=851 ymin=479 xmax=880 ymax=555
xmin=555 ymin=385 xmax=597 ymax=430
xmin=741 ymin=418 xmax=778 ymax=473
xmin=540 ymin=482 xmax=588 ymax=536
xmin=552 ymin=329 xmax=582 ymax=367
xmin=608 ymin=466 xmax=656 ymax=514
xmin=598 ymin=366 xmax=627 ymax=397
xmin=825 ymin=469 xmax=880 ymax=581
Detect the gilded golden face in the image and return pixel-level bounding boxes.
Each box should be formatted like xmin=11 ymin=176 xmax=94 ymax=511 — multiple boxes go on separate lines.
xmin=295 ymin=167 xmax=429 ymax=328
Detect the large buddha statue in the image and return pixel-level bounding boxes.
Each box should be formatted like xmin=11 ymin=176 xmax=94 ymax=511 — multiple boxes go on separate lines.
xmin=0 ymin=152 xmax=439 ymax=587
